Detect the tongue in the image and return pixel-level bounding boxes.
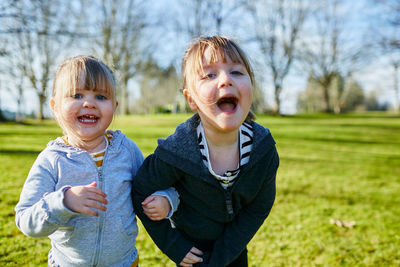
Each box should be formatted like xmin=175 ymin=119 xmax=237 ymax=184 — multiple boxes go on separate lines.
xmin=219 ymin=102 xmax=235 ymax=112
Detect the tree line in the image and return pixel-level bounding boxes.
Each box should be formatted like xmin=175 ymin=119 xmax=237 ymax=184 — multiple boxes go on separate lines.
xmin=0 ymin=0 xmax=399 ymax=121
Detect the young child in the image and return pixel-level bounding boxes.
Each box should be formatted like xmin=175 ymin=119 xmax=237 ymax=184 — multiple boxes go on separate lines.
xmin=132 ymin=36 xmax=279 ymax=267
xmin=15 ymin=55 xmax=179 ymax=267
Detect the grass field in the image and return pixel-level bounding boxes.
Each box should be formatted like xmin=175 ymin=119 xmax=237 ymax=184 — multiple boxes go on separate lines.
xmin=0 ymin=113 xmax=399 ymax=266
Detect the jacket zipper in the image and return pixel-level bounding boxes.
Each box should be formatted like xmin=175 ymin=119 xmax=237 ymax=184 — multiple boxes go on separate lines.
xmin=92 ymin=167 xmax=104 ymax=266
xmin=91 ymin=147 xmax=107 ymax=266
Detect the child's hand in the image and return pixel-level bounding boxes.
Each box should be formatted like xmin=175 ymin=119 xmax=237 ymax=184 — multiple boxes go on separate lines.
xmin=179 ymin=247 xmax=203 ymax=267
xmin=63 ymin=182 xmax=108 ymax=216
xmin=142 ymin=195 xmax=171 ymax=221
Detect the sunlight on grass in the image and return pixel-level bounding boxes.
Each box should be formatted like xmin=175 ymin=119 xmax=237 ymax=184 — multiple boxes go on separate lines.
xmin=1 ymin=113 xmax=399 ymax=266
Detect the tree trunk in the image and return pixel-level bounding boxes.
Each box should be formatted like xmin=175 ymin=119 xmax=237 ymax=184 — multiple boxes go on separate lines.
xmin=393 ymin=62 xmax=399 ymax=113
xmin=322 ymin=84 xmax=330 ymax=113
xmin=37 ymin=94 xmax=46 ymax=120
xmin=119 ymin=75 xmax=130 ymax=115
xmin=272 ymin=83 xmax=281 ymax=115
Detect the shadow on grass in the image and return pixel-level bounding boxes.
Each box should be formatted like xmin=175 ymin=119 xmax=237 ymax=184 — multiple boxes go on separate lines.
xmin=0 ymin=150 xmax=40 ymax=155
xmin=276 ymin=135 xmax=400 ymax=145
xmin=280 ymin=112 xmax=400 ymax=119
xmin=0 ymin=131 xmax=60 ymax=137
xmin=279 ymin=186 xmax=400 ymax=207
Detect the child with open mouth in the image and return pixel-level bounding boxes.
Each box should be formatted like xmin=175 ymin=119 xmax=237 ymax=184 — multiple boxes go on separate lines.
xmin=133 ymin=36 xmax=279 ymax=267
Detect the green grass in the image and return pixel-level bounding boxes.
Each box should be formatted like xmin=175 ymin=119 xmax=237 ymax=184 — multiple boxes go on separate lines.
xmin=1 ymin=113 xmax=399 ymax=266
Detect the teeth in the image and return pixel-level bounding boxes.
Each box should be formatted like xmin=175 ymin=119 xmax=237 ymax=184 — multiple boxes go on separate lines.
xmin=78 ymin=115 xmax=98 ymax=123
xmin=82 ymin=115 xmax=97 ymax=119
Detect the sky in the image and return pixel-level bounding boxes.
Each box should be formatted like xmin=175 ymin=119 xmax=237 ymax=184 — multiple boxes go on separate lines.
xmin=0 ymin=0 xmax=398 ymax=116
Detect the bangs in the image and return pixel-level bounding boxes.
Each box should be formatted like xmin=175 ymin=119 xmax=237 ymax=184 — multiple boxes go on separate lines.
xmin=53 ymin=56 xmax=116 ymax=101
xmin=196 ymin=42 xmax=246 ymax=75
xmin=82 ymin=58 xmax=115 ymax=97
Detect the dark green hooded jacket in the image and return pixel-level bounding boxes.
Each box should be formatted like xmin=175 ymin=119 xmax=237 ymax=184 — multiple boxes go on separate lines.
xmin=132 ymin=115 xmax=279 ymax=266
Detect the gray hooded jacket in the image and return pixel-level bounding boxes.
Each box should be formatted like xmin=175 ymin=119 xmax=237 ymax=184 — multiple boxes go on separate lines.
xmin=15 ymin=130 xmax=179 ymax=267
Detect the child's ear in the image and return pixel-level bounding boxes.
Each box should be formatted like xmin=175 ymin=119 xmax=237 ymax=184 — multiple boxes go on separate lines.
xmin=183 ymin=89 xmax=198 ymax=110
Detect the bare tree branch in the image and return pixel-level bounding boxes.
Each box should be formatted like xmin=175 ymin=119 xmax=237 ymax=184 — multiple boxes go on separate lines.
xmin=247 ymin=0 xmax=309 ymax=114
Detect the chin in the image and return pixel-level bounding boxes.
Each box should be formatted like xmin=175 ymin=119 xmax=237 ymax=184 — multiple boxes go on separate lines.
xmin=217 ymin=121 xmax=242 ymax=132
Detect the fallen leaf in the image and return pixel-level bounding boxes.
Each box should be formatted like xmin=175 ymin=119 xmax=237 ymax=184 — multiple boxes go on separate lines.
xmin=329 ymin=218 xmax=356 ymax=228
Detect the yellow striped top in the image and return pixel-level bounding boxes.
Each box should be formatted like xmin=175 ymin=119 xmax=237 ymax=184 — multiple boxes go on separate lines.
xmin=62 ymin=132 xmax=113 ymax=168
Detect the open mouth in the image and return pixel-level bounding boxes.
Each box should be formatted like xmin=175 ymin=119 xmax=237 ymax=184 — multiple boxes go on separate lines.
xmin=78 ymin=114 xmax=99 ymax=123
xmin=217 ymin=96 xmax=238 ymax=113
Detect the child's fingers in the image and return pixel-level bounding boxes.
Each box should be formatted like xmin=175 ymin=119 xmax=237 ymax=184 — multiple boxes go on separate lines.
xmin=143 ymin=205 xmax=157 ymax=213
xmin=85 ymin=199 xmax=107 ymax=212
xmin=190 ymin=247 xmax=203 ymax=256
xmin=143 ymin=209 xmax=162 ymax=220
xmin=143 ymin=208 xmax=164 ymax=219
xmin=84 ymin=181 xmax=107 ymax=198
xmin=179 ymin=258 xmax=194 ymax=267
xmin=87 ymin=186 xmax=107 ymax=198
xmin=186 ymin=252 xmax=203 ymax=263
xmin=80 ymin=206 xmax=99 ymax=217
xmin=179 ymin=249 xmax=203 ymax=266
xmin=142 ymin=205 xmax=162 ymax=216
xmin=142 ymin=195 xmax=156 ymax=206
xmin=88 ymin=181 xmax=97 ymax=187
xmin=64 ymin=185 xmax=107 ymax=215
xmin=87 ymin=192 xmax=108 ymax=205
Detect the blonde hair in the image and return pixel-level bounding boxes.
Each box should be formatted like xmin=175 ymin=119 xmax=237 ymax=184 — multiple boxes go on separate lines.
xmin=182 ymin=36 xmax=255 ymax=121
xmin=52 ymin=55 xmax=117 ymax=107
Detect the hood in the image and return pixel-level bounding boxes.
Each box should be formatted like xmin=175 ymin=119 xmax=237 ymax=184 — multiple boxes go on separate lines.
xmin=155 ymin=114 xmax=276 ymax=177
xmin=46 ymin=130 xmax=125 ymax=155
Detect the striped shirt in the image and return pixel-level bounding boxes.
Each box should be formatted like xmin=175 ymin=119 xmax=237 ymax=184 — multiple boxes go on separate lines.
xmin=197 ymin=122 xmax=253 ymax=189
xmin=62 ymin=132 xmax=113 ymax=168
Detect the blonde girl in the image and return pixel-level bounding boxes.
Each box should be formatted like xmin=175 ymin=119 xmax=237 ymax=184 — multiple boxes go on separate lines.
xmin=16 ymin=55 xmax=178 ymax=267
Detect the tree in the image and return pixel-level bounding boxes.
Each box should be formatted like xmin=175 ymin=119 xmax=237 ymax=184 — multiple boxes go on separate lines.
xmin=247 ymin=0 xmax=309 ymax=114
xmin=0 ymin=0 xmax=20 ymax=120
xmin=298 ymin=72 xmax=366 ymax=113
xmin=375 ymin=0 xmax=400 ymax=112
xmin=365 ymin=91 xmax=389 ymax=111
xmin=90 ymin=0 xmax=150 ymax=115
xmin=297 ymin=73 xmax=339 ymax=113
xmin=5 ymin=52 xmax=26 ymax=121
xmin=299 ymin=0 xmax=370 ymax=113
xmin=3 ymin=0 xmax=80 ymax=120
xmin=134 ymin=57 xmax=180 ymax=114
xmin=174 ymin=0 xmax=243 ymax=38
xmin=341 ymin=78 xmax=365 ymax=112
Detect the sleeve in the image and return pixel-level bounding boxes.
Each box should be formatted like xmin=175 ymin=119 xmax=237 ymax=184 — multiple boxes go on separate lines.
xmin=15 ymin=153 xmax=78 ymax=238
xmin=129 ymin=136 xmax=180 ymax=217
xmin=205 ymin=148 xmax=279 ymax=267
xmin=132 ymin=154 xmax=194 ymax=264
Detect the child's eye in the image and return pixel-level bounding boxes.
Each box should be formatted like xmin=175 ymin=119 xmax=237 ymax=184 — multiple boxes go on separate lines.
xmin=202 ymin=73 xmax=216 ymax=79
xmin=96 ymin=94 xmax=107 ymax=100
xmin=231 ymin=70 xmax=243 ymax=75
xmin=72 ymin=94 xmax=82 ymax=99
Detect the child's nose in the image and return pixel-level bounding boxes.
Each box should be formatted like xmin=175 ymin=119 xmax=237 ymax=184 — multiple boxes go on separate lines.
xmin=218 ymin=71 xmax=233 ymax=88
xmin=83 ymin=96 xmax=96 ymax=108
